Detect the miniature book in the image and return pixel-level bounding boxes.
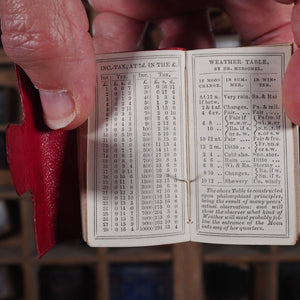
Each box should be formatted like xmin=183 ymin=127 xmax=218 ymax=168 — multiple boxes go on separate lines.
xmin=79 ymin=45 xmax=299 ymax=247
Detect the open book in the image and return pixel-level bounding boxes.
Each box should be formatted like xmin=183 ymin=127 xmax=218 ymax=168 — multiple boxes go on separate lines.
xmin=79 ymin=45 xmax=299 ymax=247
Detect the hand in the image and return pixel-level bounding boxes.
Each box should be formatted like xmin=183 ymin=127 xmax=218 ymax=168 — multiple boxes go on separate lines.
xmin=0 ymin=0 xmax=294 ymax=130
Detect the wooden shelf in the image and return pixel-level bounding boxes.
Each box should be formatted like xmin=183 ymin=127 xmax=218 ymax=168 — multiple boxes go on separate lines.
xmin=0 ymin=247 xmax=23 ymax=264
xmin=106 ymin=247 xmax=172 ymax=263
xmin=0 ymin=187 xmax=18 ymax=200
xmin=0 ymin=170 xmax=14 ymax=187
xmin=0 ymin=234 xmax=22 ymax=248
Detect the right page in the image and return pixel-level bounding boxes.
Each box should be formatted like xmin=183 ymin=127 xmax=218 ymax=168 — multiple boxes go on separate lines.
xmin=187 ymin=45 xmax=298 ymax=245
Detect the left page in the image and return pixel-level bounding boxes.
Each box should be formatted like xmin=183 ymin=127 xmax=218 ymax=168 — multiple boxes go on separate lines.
xmin=83 ymin=50 xmax=189 ymax=247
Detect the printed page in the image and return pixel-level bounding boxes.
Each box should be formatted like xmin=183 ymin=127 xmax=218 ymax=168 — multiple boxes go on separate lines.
xmin=187 ymin=45 xmax=298 ymax=245
xmin=85 ymin=50 xmax=189 ymax=247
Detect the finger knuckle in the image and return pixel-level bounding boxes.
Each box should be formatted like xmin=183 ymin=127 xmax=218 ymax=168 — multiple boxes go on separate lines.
xmin=1 ymin=14 xmax=65 ymax=65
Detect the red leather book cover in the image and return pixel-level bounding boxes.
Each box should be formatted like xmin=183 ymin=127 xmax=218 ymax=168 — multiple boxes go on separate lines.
xmin=6 ymin=66 xmax=81 ymax=257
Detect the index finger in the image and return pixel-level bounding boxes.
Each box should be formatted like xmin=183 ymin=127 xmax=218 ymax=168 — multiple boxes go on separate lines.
xmin=273 ymin=0 xmax=300 ymax=124
xmin=222 ymin=0 xmax=293 ymax=45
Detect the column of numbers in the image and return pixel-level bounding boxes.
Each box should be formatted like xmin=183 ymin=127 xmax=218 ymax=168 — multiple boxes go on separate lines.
xmin=109 ymin=75 xmax=136 ymax=233
xmin=152 ymin=75 xmax=182 ymax=232
xmin=97 ymin=76 xmax=111 ymax=233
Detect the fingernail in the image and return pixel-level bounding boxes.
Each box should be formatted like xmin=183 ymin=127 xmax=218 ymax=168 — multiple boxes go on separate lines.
xmin=39 ymin=90 xmax=76 ymax=130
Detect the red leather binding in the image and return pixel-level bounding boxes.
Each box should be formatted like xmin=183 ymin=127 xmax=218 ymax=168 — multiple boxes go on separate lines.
xmin=6 ymin=66 xmax=81 ymax=257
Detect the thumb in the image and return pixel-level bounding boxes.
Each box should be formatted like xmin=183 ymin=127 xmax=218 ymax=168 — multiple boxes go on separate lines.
xmin=0 ymin=0 xmax=96 ymax=130
xmin=282 ymin=49 xmax=300 ymax=125
xmin=277 ymin=0 xmax=300 ymax=124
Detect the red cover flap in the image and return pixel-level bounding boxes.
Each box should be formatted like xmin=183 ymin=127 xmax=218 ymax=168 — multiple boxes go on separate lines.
xmin=6 ymin=66 xmax=81 ymax=257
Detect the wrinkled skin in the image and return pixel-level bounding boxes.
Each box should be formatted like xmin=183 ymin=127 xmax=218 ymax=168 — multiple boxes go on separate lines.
xmin=0 ymin=0 xmax=298 ymax=129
